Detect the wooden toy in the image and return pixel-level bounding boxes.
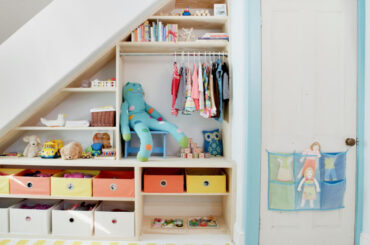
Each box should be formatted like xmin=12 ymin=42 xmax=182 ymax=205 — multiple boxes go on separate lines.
xmin=93 ymin=132 xmax=112 ymax=148
xmin=184 ymin=148 xmax=191 ymax=154
xmin=187 ymin=153 xmax=193 ymax=159
xmin=199 ymin=153 xmax=205 ymax=158
xmin=152 ymin=217 xmax=184 ymax=229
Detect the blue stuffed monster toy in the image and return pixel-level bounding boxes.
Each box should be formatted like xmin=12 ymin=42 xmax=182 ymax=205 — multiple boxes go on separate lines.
xmin=121 ymin=82 xmax=188 ymax=162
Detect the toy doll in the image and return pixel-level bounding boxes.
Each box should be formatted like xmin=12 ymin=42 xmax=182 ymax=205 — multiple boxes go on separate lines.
xmin=297 ymin=167 xmax=320 ymax=208
xmin=297 ymin=141 xmax=321 ymax=179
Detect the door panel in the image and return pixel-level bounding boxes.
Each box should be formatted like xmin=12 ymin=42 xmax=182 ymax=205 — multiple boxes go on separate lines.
xmin=260 ymin=0 xmax=357 ymax=244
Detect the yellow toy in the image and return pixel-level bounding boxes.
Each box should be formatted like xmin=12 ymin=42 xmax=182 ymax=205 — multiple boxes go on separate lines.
xmin=41 ymin=140 xmax=64 ymax=159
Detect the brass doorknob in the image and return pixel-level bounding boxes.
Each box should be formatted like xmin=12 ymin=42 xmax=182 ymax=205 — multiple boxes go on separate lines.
xmin=345 ymin=138 xmax=356 ymax=146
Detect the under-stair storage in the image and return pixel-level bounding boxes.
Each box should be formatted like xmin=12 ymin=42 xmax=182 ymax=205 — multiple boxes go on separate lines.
xmin=0 ymin=0 xmax=234 ymax=242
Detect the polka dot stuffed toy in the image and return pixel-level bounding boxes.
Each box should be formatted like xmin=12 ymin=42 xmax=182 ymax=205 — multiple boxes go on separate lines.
xmin=120 ymin=82 xmax=188 ymax=162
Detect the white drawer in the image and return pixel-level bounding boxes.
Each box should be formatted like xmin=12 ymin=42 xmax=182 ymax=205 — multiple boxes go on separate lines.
xmin=0 ymin=199 xmax=22 ymax=234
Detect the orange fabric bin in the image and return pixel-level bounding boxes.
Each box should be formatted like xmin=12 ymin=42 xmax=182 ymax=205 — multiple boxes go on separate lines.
xmin=143 ymin=168 xmax=184 ymax=193
xmin=93 ymin=171 xmax=135 ymax=198
xmin=10 ymin=169 xmax=61 ymax=195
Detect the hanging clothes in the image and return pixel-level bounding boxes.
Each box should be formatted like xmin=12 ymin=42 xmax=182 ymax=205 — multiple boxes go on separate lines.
xmin=198 ymin=61 xmax=205 ymax=113
xmin=201 ymin=64 xmax=212 ymax=118
xmin=212 ymin=61 xmax=221 ymax=119
xmin=222 ymin=62 xmax=230 ymax=101
xmin=183 ymin=66 xmax=196 ymax=114
xmin=191 ymin=63 xmax=199 ymax=110
xmin=174 ymin=66 xmax=186 ymax=111
xmin=209 ymin=63 xmax=217 ymax=117
xmin=215 ymin=58 xmax=223 ymax=122
xmin=171 ymin=62 xmax=181 ymax=116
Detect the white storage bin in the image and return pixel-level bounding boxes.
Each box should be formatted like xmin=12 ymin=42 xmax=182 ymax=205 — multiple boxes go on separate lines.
xmin=0 ymin=199 xmax=22 ymax=234
xmin=94 ymin=202 xmax=135 ymax=238
xmin=9 ymin=199 xmax=59 ymax=235
xmin=52 ymin=200 xmax=98 ymax=237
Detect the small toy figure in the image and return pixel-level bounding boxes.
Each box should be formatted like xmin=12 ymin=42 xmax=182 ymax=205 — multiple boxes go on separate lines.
xmin=179 ymin=28 xmax=195 ymax=42
xmin=23 ymin=135 xmax=42 ymax=158
xmin=40 ymin=113 xmax=66 ymax=127
xmin=93 ymin=133 xmax=112 ymax=148
xmin=297 ymin=142 xmax=321 ymax=179
xmin=182 ymin=7 xmax=191 ymax=16
xmin=297 ymin=167 xmax=320 ymax=208
xmin=41 ymin=140 xmax=63 ymax=158
xmin=86 ymin=143 xmax=103 ymax=156
xmin=60 ymin=142 xmax=83 ymax=160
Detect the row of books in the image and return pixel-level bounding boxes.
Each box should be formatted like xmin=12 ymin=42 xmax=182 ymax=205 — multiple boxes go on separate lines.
xmin=198 ymin=33 xmax=229 ymax=41
xmin=131 ymin=21 xmax=178 ymax=42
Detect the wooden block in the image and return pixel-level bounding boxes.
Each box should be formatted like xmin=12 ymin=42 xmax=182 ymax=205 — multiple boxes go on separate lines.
xmin=205 ymin=153 xmax=211 ymax=158
xmin=187 ymin=153 xmax=193 ymax=159
xmin=199 ymin=153 xmax=205 ymax=159
xmin=191 ymin=143 xmax=197 ymax=149
xmin=181 ymin=153 xmax=187 ymax=158
xmin=184 ymin=148 xmax=191 ymax=154
xmin=193 ymin=153 xmax=199 ymax=158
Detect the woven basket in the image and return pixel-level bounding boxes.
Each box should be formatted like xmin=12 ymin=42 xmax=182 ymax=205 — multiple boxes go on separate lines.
xmin=91 ymin=111 xmax=116 ymax=127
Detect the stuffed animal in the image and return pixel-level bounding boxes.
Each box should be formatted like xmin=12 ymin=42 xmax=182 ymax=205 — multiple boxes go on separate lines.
xmin=121 ymin=82 xmax=188 ymax=161
xmin=23 ymin=135 xmax=42 ymax=158
xmin=60 ymin=142 xmax=83 ymax=160
xmin=40 ymin=113 xmax=66 ymax=127
xmin=93 ymin=133 xmax=112 ymax=148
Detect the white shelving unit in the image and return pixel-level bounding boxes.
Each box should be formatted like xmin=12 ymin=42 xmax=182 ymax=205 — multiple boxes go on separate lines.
xmin=0 ymin=0 xmax=234 ymax=243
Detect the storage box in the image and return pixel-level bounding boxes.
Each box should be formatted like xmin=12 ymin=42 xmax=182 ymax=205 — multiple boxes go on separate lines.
xmin=186 ymin=169 xmax=227 ymax=193
xmin=52 ymin=200 xmax=98 ymax=237
xmin=51 ymin=170 xmax=100 ymax=197
xmin=10 ymin=169 xmax=61 ymax=195
xmin=94 ymin=202 xmax=135 ymax=237
xmin=90 ymin=107 xmax=115 ymax=127
xmin=0 ymin=199 xmax=21 ymax=234
xmin=143 ymin=168 xmax=184 ymax=193
xmin=93 ymin=171 xmax=134 ymax=198
xmin=9 ymin=199 xmax=59 ymax=235
xmin=0 ymin=169 xmax=25 ymax=194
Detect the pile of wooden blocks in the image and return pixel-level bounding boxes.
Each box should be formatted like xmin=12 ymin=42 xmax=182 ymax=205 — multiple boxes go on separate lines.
xmin=180 ymin=138 xmax=210 ymax=159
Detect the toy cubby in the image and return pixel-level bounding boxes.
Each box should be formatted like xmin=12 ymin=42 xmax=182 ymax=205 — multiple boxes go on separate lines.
xmin=0 ymin=0 xmax=235 ymax=242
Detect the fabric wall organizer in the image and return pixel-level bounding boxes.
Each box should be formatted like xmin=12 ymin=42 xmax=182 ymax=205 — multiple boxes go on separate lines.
xmin=267 ymin=151 xmax=347 ymax=211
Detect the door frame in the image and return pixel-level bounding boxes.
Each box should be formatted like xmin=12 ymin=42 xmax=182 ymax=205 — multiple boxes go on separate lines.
xmin=243 ymin=0 xmax=366 ymax=244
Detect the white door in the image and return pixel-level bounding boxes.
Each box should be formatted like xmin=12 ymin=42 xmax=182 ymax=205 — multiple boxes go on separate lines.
xmin=260 ymin=0 xmax=357 ymax=244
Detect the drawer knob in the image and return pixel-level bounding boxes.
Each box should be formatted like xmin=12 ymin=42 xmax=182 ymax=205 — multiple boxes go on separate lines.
xmin=26 ymin=182 xmax=33 ymax=189
xmin=67 ymin=183 xmax=74 ymax=190
xmin=110 ymin=183 xmax=118 ymax=191
xmin=160 ymin=180 xmax=167 ymax=187
xmin=69 ymin=218 xmax=74 ymax=223
xmin=112 ymin=219 xmax=117 ymax=224
xmin=203 ymin=180 xmax=210 ymax=187
xmin=25 ymin=216 xmax=31 ymax=222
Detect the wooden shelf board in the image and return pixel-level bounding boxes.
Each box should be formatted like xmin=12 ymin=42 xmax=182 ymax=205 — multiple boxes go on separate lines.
xmin=62 ymin=88 xmax=116 ymax=93
xmin=147 ymin=16 xmax=227 ymax=29
xmin=0 ymin=156 xmax=235 ymax=168
xmin=16 ymin=127 xmax=116 ymax=131
xmin=141 ymin=192 xmax=229 ymax=196
xmin=3 ymin=234 xmax=137 ymax=241
xmin=119 ymin=41 xmax=228 ymax=53
xmin=0 ymin=194 xmax=135 ymax=201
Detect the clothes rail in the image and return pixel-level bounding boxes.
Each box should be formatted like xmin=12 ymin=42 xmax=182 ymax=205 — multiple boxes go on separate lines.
xmin=120 ymin=52 xmax=228 ymax=57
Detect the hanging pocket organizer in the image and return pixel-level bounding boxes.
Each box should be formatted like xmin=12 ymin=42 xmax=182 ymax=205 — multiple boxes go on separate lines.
xmin=267 ymin=151 xmax=347 ymax=211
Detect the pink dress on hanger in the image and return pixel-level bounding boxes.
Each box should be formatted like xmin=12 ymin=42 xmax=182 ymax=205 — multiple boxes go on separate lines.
xmin=191 ymin=63 xmax=199 ymax=110
xmin=171 ymin=62 xmax=181 ymax=116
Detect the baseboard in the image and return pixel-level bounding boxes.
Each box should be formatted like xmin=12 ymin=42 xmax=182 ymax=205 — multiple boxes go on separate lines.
xmin=361 ymin=232 xmax=370 ymax=245
xmin=233 ymin=227 xmax=245 ymax=245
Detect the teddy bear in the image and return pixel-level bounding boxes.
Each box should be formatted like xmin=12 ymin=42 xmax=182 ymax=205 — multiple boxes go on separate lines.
xmin=60 ymin=142 xmax=83 ymax=160
xmin=23 ymin=135 xmax=42 ymax=158
xmin=120 ymin=82 xmax=188 ymax=162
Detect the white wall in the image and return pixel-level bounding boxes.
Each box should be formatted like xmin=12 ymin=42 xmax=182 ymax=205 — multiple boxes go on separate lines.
xmin=0 ymin=0 xmax=53 ymax=44
xmin=362 ymin=2 xmax=370 ymax=244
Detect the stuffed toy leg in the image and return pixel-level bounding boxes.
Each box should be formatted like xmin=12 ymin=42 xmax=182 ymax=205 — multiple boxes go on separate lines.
xmin=121 ymin=82 xmax=188 ymax=162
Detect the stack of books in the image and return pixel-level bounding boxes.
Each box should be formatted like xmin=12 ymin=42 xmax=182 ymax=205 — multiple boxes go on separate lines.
xmin=198 ymin=33 xmax=229 ymax=41
xmin=131 ymin=21 xmax=178 ymax=42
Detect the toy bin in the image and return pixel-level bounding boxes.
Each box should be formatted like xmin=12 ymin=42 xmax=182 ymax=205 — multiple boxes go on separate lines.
xmin=51 ymin=170 xmax=100 ymax=197
xmin=94 ymin=202 xmax=135 ymax=238
xmin=10 ymin=169 xmax=61 ymax=195
xmin=143 ymin=168 xmax=184 ymax=193
xmin=186 ymin=169 xmax=227 ymax=193
xmin=0 ymin=169 xmax=25 ymax=194
xmin=52 ymin=200 xmax=98 ymax=237
xmin=9 ymin=199 xmax=59 ymax=235
xmin=93 ymin=171 xmax=135 ymax=198
xmin=0 ymin=199 xmax=21 ymax=234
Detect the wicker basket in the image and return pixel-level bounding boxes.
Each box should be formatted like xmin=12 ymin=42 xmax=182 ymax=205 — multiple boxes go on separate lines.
xmin=91 ymin=110 xmax=116 ymax=127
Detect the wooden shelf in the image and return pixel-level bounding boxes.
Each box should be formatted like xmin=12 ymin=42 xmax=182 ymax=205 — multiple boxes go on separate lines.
xmin=119 ymin=41 xmax=228 ymax=53
xmin=0 ymin=156 xmax=234 ymax=168
xmin=141 ymin=192 xmax=229 ymax=196
xmin=62 ymin=88 xmax=116 ymax=93
xmin=147 ymin=16 xmax=227 ymax=29
xmin=16 ymin=127 xmax=116 ymax=131
xmin=0 ymin=194 xmax=135 ymax=202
